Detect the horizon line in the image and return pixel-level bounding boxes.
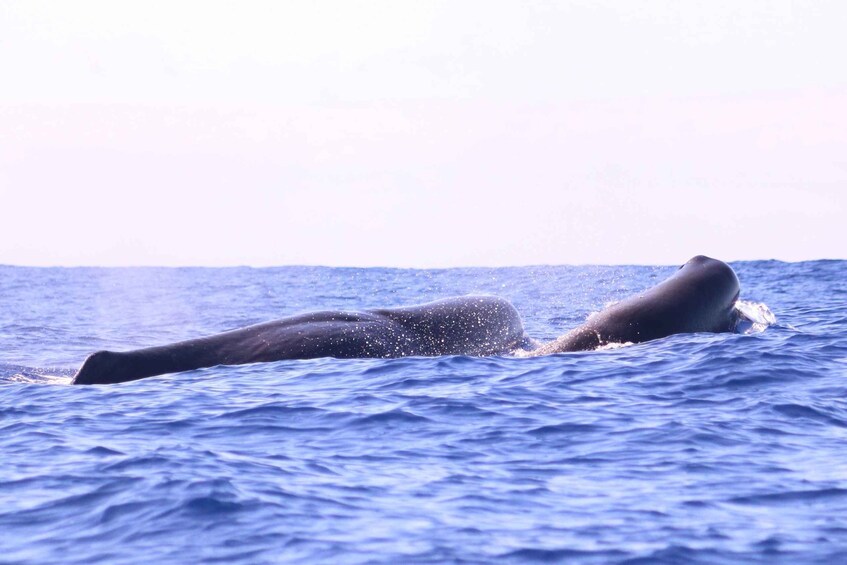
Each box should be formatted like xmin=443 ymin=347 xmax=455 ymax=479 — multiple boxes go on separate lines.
xmin=1 ymin=257 xmax=842 ymax=270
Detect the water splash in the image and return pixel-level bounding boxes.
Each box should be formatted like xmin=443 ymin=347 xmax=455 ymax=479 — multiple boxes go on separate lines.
xmin=597 ymin=341 xmax=634 ymax=351
xmin=734 ymin=300 xmax=777 ymax=334
xmin=1 ymin=364 xmax=74 ymax=384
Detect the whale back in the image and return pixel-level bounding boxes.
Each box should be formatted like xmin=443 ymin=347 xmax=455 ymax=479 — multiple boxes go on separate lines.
xmin=372 ymin=296 xmax=527 ymax=356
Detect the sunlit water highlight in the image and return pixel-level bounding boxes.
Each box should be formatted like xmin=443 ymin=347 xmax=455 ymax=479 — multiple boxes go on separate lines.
xmin=1 ymin=260 xmax=845 ymax=564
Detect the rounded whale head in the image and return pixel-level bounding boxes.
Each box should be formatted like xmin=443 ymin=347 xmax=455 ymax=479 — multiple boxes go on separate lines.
xmin=673 ymin=255 xmax=741 ymax=331
xmin=590 ymin=255 xmax=741 ymax=345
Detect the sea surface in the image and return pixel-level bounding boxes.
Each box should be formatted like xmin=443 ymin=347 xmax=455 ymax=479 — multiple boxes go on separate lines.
xmin=1 ymin=260 xmax=845 ymax=564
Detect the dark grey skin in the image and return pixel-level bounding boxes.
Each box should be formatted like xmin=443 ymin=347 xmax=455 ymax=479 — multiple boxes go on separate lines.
xmin=533 ymin=254 xmax=740 ymax=355
xmin=73 ymin=256 xmax=740 ymax=385
xmin=73 ymin=296 xmax=529 ymax=385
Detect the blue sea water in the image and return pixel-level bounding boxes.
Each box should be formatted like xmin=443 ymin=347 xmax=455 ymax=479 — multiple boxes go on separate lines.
xmin=0 ymin=260 xmax=845 ymax=564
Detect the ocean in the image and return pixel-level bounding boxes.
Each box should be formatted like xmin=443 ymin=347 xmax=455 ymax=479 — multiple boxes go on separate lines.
xmin=1 ymin=260 xmax=845 ymax=564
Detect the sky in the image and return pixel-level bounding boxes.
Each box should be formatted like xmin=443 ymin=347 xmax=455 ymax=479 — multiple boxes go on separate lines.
xmin=1 ymin=0 xmax=844 ymax=267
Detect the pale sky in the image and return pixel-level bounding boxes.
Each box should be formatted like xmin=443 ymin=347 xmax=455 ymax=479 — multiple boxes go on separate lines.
xmin=1 ymin=0 xmax=844 ymax=267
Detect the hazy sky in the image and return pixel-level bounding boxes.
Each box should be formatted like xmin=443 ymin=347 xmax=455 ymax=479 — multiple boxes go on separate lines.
xmin=1 ymin=0 xmax=844 ymax=267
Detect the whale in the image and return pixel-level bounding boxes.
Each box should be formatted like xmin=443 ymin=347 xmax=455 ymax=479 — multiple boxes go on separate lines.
xmin=72 ymin=255 xmax=741 ymax=385
xmin=533 ymin=254 xmax=740 ymax=354
xmin=72 ymin=296 xmax=530 ymax=385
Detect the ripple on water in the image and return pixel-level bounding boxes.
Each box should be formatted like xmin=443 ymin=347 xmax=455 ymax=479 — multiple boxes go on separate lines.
xmin=1 ymin=261 xmax=845 ymax=563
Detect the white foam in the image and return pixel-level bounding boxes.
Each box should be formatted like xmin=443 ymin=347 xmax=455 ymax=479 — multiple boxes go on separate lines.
xmin=8 ymin=372 xmax=73 ymax=385
xmin=734 ymin=300 xmax=777 ymax=334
